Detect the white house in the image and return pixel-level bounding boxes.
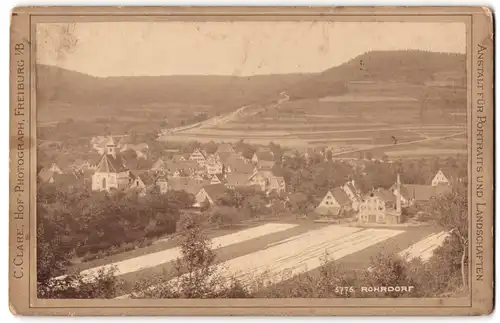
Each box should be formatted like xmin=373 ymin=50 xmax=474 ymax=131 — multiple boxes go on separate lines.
xmin=431 ymin=169 xmax=451 ymax=186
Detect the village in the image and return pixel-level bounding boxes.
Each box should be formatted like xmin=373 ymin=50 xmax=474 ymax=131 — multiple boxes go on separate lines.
xmin=37 ymin=134 xmax=462 ymax=226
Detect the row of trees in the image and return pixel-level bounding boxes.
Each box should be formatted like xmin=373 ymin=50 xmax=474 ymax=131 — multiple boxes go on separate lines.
xmin=37 ymin=183 xmax=196 ymax=297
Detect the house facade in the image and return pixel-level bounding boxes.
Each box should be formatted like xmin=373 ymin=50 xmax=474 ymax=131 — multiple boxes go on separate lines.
xmin=247 ymin=170 xmax=286 ymax=193
xmin=315 ymin=187 xmax=352 ymax=217
xmin=206 ymin=160 xmax=223 ymax=175
xmin=359 ymin=177 xmax=402 ymax=224
xmin=189 ymin=149 xmax=207 ymax=166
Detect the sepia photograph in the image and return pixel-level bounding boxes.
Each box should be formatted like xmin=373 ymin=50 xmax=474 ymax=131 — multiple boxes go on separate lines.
xmin=9 ymin=6 xmax=494 ymax=316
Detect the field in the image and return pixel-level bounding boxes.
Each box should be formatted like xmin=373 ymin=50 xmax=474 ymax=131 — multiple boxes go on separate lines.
xmin=60 ymin=219 xmax=446 ymax=298
xmin=159 ymin=91 xmax=467 ymax=159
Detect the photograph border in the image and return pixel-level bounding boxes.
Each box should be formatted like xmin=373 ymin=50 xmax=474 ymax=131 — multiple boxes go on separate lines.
xmin=9 ymin=6 xmax=494 ymax=316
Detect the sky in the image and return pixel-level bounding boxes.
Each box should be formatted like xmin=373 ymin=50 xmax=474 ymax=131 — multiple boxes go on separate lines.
xmin=36 ymin=21 xmax=466 ymax=77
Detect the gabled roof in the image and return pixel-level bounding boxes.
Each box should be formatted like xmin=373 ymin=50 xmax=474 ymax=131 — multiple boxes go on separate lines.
xmin=190 ymin=148 xmax=206 ymax=157
xmin=330 ymin=187 xmax=352 ymax=206
xmin=130 ymin=171 xmax=156 ymax=186
xmin=95 ymin=153 xmax=128 ymax=173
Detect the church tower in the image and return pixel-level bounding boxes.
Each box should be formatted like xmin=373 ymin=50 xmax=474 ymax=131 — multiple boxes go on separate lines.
xmin=105 ymin=136 xmax=116 ymax=158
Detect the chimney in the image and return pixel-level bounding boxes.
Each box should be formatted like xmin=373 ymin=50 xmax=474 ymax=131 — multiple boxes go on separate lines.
xmin=396 ymin=173 xmax=401 ymax=214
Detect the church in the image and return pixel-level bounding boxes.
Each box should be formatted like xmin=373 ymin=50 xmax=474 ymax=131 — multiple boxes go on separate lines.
xmin=91 ymin=137 xmax=131 ymax=192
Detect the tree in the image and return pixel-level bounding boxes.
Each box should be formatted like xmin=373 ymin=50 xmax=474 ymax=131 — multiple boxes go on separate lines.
xmin=288 ymin=192 xmax=309 ymax=215
xmin=132 ymin=215 xmax=251 ymax=299
xmin=429 ymin=185 xmax=468 ymax=289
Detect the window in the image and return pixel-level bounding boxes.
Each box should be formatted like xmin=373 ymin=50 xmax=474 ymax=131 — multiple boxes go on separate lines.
xmin=102 ymin=177 xmax=106 ymax=189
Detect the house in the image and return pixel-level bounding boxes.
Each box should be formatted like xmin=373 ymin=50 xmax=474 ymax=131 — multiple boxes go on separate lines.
xmin=151 ymin=157 xmax=167 ymax=173
xmin=91 ymin=137 xmax=131 ymax=192
xmin=189 ymin=149 xmax=207 ymax=166
xmin=248 ymin=170 xmax=286 ymax=194
xmin=194 ymin=184 xmax=228 ymax=207
xmin=251 ymin=151 xmax=275 ymax=164
xmin=359 ymin=175 xmax=402 ymax=224
xmin=431 ymin=169 xmax=452 ymax=186
xmin=205 ymin=159 xmax=223 ymax=176
xmin=341 ymin=180 xmax=363 ymax=211
xmin=129 ymin=171 xmax=169 ymax=195
xmin=210 ymin=174 xmax=224 ymax=185
xmin=390 ymin=174 xmax=453 ymax=206
xmin=315 ymin=187 xmax=352 ymax=217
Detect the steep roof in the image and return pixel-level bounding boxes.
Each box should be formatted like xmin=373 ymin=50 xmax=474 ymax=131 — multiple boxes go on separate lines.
xmin=95 ymin=153 xmax=129 ymax=173
xmin=330 ymin=187 xmax=352 ymax=206
xmin=130 ymin=171 xmax=156 ymax=186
